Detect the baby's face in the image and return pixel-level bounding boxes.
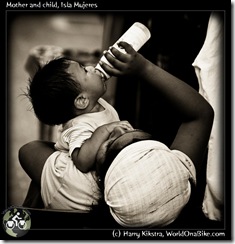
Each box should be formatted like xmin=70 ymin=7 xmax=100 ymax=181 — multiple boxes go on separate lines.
xmin=67 ymin=60 xmax=107 ymax=100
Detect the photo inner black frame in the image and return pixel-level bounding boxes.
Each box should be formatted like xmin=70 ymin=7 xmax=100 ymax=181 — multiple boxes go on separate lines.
xmin=3 ymin=1 xmax=232 ymax=240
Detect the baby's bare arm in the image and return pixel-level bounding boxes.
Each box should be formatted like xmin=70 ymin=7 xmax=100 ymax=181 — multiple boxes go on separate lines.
xmin=72 ymin=121 xmax=133 ymax=173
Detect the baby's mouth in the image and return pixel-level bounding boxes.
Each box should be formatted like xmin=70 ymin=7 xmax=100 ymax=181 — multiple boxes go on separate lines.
xmin=95 ymin=69 xmax=105 ymax=82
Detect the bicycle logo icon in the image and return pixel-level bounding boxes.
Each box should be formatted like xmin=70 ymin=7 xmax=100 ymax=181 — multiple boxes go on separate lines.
xmin=2 ymin=207 xmax=31 ymax=238
xmin=5 ymin=212 xmax=27 ymax=230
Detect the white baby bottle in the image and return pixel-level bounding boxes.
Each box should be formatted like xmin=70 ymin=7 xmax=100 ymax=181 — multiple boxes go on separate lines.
xmin=95 ymin=22 xmax=151 ymax=80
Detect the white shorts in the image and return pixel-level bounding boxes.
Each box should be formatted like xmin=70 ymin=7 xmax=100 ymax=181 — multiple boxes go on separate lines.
xmin=104 ymin=140 xmax=196 ymax=227
xmin=41 ymin=151 xmax=101 ymax=212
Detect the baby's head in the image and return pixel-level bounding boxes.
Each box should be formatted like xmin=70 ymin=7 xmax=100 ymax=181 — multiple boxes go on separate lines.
xmin=27 ymin=57 xmax=106 ymax=125
xmin=27 ymin=57 xmax=81 ymax=125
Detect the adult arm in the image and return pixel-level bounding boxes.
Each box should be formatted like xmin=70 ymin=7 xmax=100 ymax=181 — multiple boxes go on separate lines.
xmin=100 ymin=42 xmax=214 ymax=171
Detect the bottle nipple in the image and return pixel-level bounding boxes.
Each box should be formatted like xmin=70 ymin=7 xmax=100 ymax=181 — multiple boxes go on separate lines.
xmin=95 ymin=61 xmax=110 ymax=81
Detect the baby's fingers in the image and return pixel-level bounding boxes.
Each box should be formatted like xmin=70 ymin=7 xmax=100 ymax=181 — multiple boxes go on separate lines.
xmin=119 ymin=120 xmax=134 ymax=131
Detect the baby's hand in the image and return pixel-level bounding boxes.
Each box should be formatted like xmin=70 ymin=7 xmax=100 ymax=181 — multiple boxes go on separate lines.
xmin=105 ymin=120 xmax=134 ymax=135
xmin=100 ymin=41 xmax=148 ymax=77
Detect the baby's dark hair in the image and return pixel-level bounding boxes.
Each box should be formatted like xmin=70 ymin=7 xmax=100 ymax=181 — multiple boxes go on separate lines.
xmin=27 ymin=57 xmax=81 ymax=125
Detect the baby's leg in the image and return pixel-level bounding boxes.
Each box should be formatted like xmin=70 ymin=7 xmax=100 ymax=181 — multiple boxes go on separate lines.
xmin=18 ymin=140 xmax=55 ymax=186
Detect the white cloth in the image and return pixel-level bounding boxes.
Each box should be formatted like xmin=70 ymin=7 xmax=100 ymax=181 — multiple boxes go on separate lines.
xmin=55 ymin=98 xmax=120 ymax=156
xmin=41 ymin=151 xmax=101 ymax=211
xmin=192 ymin=12 xmax=224 ymax=220
xmin=104 ymin=140 xmax=196 ymax=227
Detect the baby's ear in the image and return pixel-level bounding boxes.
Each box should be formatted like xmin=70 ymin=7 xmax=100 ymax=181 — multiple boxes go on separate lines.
xmin=74 ymin=94 xmax=89 ymax=110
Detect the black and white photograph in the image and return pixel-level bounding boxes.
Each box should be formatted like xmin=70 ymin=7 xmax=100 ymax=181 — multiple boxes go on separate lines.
xmin=2 ymin=0 xmax=232 ymax=240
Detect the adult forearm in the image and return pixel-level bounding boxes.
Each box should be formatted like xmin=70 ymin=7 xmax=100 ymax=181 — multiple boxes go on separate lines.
xmin=139 ymin=59 xmax=212 ymax=121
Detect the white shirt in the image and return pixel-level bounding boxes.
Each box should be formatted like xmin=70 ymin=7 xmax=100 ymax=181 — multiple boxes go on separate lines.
xmin=55 ymin=98 xmax=120 ymax=156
